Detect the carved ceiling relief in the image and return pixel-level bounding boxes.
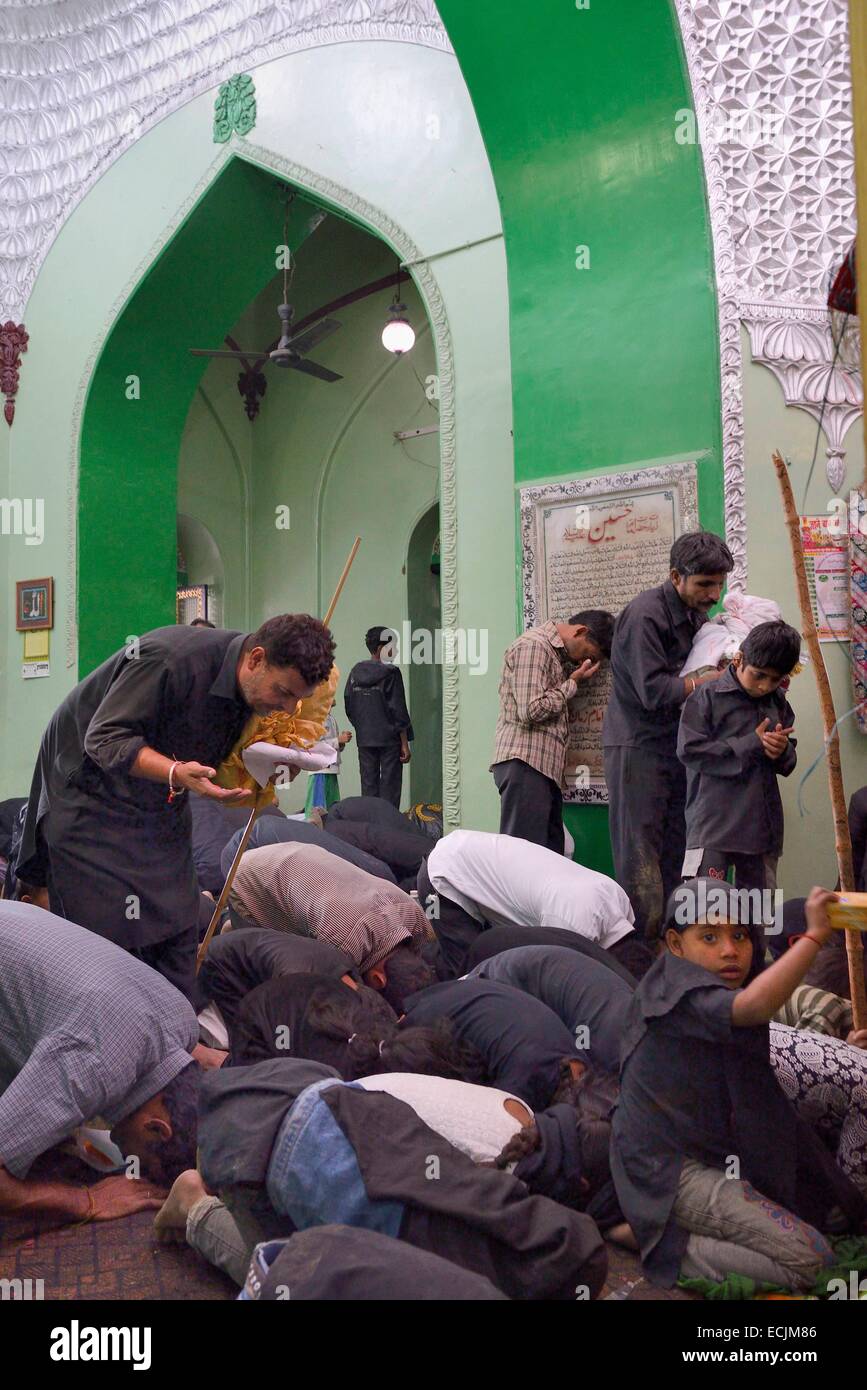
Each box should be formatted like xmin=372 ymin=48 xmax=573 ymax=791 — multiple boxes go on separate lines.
xmin=0 ymin=1 xmax=451 ymax=324
xmin=0 ymin=321 xmax=28 ymax=426
xmin=744 ymin=309 xmax=862 ymax=491
xmin=0 ymin=0 xmax=860 ymax=509
xmin=675 ymin=0 xmax=861 ymax=542
xmin=213 ymin=73 xmax=257 ymax=143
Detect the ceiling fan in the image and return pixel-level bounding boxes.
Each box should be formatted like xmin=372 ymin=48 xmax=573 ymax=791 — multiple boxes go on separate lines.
xmin=188 ymin=198 xmax=343 ymax=383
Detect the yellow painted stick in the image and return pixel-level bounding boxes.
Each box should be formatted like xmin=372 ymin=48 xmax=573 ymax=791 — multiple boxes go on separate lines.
xmin=324 ymin=537 xmax=361 ymax=628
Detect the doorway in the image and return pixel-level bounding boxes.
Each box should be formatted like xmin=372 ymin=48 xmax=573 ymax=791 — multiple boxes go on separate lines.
xmin=406 ymin=504 xmax=442 ymax=806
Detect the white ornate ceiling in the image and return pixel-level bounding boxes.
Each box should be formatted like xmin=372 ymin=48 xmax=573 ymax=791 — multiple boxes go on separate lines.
xmin=0 ymin=0 xmax=449 ymax=322
xmin=0 ymin=0 xmax=860 ymax=505
xmin=687 ymin=0 xmax=853 ymax=307
xmin=676 ymin=0 xmax=860 ymax=512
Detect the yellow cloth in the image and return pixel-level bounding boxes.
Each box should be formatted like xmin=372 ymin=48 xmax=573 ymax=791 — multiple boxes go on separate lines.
xmin=214 ymin=664 xmax=339 ymax=804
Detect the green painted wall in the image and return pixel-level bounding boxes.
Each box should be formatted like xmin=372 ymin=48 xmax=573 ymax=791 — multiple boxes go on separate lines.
xmin=78 ymin=160 xmax=322 ymax=675
xmin=438 ymin=0 xmax=723 ymax=870
xmin=2 ymin=44 xmax=514 ymax=825
xmin=236 ymin=215 xmax=439 ymax=811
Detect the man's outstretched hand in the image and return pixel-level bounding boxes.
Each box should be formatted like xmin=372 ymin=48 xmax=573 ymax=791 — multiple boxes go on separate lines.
xmin=88 ymin=1175 xmax=166 ymax=1221
xmin=174 ymin=762 xmax=253 ymax=803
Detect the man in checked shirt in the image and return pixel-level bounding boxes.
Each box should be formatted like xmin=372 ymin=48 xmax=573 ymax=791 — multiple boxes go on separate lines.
xmin=490 ymin=611 xmax=614 ymax=854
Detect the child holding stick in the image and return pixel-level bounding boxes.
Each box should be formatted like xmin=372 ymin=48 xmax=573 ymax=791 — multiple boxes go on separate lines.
xmin=611 ymin=878 xmax=866 ymax=1290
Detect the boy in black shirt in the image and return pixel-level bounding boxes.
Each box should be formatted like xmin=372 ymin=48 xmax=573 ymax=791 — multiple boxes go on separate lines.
xmin=344 ymin=626 xmax=414 ymax=807
xmin=677 ymin=620 xmax=800 ymax=896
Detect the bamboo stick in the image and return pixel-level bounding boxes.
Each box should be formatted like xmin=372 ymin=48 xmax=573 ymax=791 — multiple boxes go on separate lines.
xmin=196 ymin=790 xmax=264 ymax=970
xmin=772 ymin=451 xmax=867 ymax=1027
xmin=323 ymin=537 xmax=361 ymax=628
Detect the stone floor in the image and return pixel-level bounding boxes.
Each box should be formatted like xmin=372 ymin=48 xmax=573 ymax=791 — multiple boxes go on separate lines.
xmin=0 ymin=1150 xmax=694 ymax=1301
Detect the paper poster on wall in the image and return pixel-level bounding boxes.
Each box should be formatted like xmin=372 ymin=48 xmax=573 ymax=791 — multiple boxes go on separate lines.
xmin=800 ymin=516 xmax=850 ymax=643
xmin=520 ymin=461 xmax=699 ymax=804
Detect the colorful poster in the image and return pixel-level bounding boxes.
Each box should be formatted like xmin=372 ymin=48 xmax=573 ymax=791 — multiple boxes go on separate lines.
xmin=849 ymin=491 xmax=867 ymax=734
xmin=800 ymin=515 xmax=850 ymax=643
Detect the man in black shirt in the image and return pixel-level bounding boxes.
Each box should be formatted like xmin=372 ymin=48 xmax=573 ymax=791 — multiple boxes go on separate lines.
xmin=15 ymin=615 xmax=334 ymax=998
xmin=343 ymin=626 xmax=414 ymax=807
xmin=602 ymin=532 xmax=733 ymax=940
xmin=401 ymin=977 xmax=582 ymax=1111
xmin=467 ymin=945 xmax=633 ymax=1075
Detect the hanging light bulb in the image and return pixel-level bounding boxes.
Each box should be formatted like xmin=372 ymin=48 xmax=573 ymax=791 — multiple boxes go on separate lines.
xmin=382 ymin=293 xmax=415 ymax=356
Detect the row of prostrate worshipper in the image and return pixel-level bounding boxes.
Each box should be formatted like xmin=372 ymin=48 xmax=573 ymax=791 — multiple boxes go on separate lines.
xmin=3 ymin=789 xmax=867 ymax=1303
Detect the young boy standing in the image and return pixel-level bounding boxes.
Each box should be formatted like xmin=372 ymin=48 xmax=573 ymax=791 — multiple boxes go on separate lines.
xmin=677 ymin=620 xmax=801 ymax=895
xmin=344 ymin=626 xmax=414 ymax=808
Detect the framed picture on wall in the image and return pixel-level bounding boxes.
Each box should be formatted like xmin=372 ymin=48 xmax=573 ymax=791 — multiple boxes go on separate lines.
xmin=176 ymin=585 xmax=209 ymax=625
xmin=16 ymin=577 xmax=53 ymax=630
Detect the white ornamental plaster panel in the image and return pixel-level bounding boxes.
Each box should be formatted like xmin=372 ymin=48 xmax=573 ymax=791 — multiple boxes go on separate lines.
xmin=743 ymin=305 xmax=863 ymax=491
xmin=0 ymin=0 xmax=451 ymax=322
xmin=674 ymin=0 xmax=860 ymax=583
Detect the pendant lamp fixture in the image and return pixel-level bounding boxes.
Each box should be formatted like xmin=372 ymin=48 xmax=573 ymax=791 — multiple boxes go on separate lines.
xmin=382 ymin=265 xmax=415 ymax=356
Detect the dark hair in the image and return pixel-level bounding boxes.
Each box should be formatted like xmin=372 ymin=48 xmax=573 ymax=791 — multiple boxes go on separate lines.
xmin=670 ymin=531 xmax=734 ymax=578
xmin=567 ymin=609 xmax=615 ymax=659
xmin=572 ymin=1070 xmax=617 ymax=1197
xmin=365 ymin=625 xmax=393 ymax=654
xmin=740 ymin=620 xmax=801 ymax=675
xmin=608 ymin=933 xmax=655 ymax=980
xmin=494 ymin=1071 xmax=616 ymax=1201
xmin=379 ymin=943 xmax=436 ymax=1014
xmin=190 ymin=618 xmax=216 ymax=628
xmin=247 ymin=615 xmax=335 ymax=685
xmin=375 ymin=1020 xmax=488 ymax=1084
xmin=306 ymin=988 xmax=485 ymax=1083
xmin=142 ymin=1062 xmax=201 ymax=1184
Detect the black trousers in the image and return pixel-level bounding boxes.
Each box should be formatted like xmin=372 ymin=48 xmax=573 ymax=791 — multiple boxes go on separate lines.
xmin=492 ymin=759 xmax=564 ymax=855
xmin=417 ymin=858 xmax=485 ymax=980
xmin=603 ymin=744 xmax=686 ymax=941
xmin=358 ymin=743 xmax=403 ymax=808
xmin=130 ymin=926 xmax=198 ymax=1003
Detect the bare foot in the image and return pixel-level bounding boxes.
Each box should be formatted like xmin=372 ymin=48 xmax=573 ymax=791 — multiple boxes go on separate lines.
xmin=191 ymin=1043 xmax=228 ymax=1070
xmin=307 ymin=806 xmax=325 ymax=829
xmin=154 ymin=1169 xmax=207 ymax=1244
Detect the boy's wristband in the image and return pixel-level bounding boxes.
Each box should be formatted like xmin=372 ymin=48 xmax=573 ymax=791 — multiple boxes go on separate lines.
xmin=798 ymin=933 xmax=825 ymax=949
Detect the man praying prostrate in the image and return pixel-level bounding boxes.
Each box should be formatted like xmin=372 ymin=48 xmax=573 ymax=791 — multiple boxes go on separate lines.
xmin=14 ymin=615 xmax=334 ymax=999
xmin=417 ymin=828 xmax=651 ymax=979
xmin=0 ymin=902 xmax=216 ymax=1227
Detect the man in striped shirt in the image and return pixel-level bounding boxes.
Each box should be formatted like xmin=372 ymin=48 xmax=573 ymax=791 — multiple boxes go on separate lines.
xmin=490 ymin=611 xmax=614 ymax=854
xmin=228 ymin=842 xmax=433 ymax=1003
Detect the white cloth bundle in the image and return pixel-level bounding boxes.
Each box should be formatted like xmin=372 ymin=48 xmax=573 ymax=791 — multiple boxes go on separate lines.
xmin=679 ymin=592 xmax=783 ymax=676
xmin=241 ymin=739 xmax=338 ymax=789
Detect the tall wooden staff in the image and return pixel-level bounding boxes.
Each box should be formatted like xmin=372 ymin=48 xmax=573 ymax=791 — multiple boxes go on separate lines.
xmin=772 ymin=452 xmax=866 ymax=1027
xmin=195 ymin=537 xmax=362 ymax=971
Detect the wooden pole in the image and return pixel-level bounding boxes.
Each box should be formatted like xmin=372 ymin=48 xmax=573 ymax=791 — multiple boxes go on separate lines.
xmin=323 ymin=536 xmax=361 ymax=628
xmin=847 ymin=0 xmax=867 ymax=494
xmin=772 ymin=451 xmax=867 ymax=1026
xmin=196 ymin=791 xmax=263 ymax=970
xmin=195 ymin=537 xmax=362 ymax=973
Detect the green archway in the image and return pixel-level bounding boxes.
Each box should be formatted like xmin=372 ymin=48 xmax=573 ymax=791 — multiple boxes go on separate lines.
xmin=438 ymin=0 xmax=723 ymax=869
xmin=78 ymin=158 xmax=324 ymax=675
